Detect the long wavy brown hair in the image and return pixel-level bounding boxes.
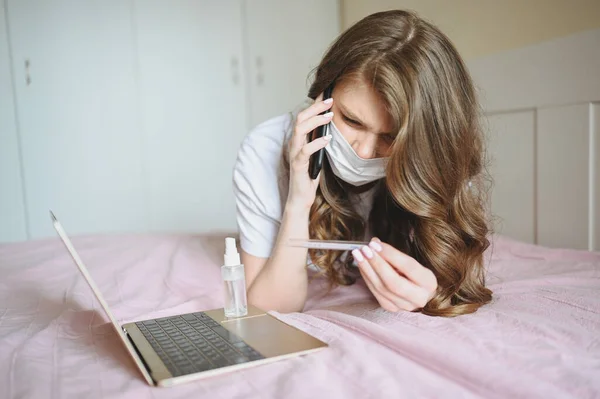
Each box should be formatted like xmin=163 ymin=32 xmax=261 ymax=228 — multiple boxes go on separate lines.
xmin=282 ymin=10 xmax=492 ymax=317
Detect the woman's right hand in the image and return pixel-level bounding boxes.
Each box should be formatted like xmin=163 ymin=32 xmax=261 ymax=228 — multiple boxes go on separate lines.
xmin=286 ymin=96 xmax=334 ymax=211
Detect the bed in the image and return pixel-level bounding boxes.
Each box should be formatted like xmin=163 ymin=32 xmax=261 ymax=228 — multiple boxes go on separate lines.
xmin=1 ymin=231 xmax=599 ymax=399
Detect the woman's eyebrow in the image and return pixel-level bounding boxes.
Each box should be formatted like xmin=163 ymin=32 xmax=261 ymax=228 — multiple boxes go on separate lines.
xmin=338 ymin=103 xmax=369 ymax=128
xmin=338 ymin=102 xmax=394 ymax=135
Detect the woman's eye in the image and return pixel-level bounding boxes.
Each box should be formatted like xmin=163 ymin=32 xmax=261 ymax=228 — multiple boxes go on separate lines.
xmin=381 ymin=134 xmax=395 ymax=143
xmin=343 ymin=115 xmax=360 ymax=126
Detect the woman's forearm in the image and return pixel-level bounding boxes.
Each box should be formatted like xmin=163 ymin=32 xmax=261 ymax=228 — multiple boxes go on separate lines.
xmin=247 ymin=204 xmax=310 ymax=313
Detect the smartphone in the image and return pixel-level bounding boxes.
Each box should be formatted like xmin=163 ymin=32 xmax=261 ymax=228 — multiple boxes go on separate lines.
xmin=308 ymin=83 xmax=334 ymax=179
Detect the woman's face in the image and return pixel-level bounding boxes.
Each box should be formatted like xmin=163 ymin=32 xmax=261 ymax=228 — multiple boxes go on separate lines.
xmin=331 ymin=78 xmax=395 ymax=159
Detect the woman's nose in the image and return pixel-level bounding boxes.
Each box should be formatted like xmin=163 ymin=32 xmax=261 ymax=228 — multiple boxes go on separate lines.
xmin=352 ymin=136 xmax=378 ymax=159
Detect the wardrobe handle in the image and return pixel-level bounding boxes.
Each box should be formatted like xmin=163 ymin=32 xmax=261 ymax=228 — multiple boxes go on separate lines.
xmin=256 ymin=56 xmax=263 ymax=86
xmin=24 ymin=59 xmax=31 ymax=86
xmin=231 ymin=57 xmax=239 ymax=85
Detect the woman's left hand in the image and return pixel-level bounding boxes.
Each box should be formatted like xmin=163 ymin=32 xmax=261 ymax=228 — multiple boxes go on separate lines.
xmin=352 ymin=238 xmax=438 ymax=312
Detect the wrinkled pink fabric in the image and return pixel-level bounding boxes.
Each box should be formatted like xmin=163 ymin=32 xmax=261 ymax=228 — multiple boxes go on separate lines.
xmin=0 ymin=233 xmax=599 ymax=399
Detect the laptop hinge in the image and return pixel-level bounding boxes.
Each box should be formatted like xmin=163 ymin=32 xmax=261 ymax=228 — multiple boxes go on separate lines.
xmin=123 ymin=327 xmax=157 ymax=385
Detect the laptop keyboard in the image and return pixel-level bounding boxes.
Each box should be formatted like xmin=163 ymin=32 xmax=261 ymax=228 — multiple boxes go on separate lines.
xmin=135 ymin=312 xmax=265 ymax=377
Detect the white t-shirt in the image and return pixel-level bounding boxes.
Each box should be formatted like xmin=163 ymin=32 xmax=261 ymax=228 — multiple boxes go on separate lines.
xmin=232 ymin=110 xmax=376 ymax=259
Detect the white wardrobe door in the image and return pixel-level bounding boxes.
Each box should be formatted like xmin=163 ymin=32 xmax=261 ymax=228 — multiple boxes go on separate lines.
xmin=0 ymin=3 xmax=27 ymax=242
xmin=6 ymin=0 xmax=146 ymax=239
xmin=134 ymin=0 xmax=248 ymax=233
xmin=486 ymin=111 xmax=536 ymax=243
xmin=244 ymin=0 xmax=341 ymax=128
xmin=537 ymin=104 xmax=590 ymax=250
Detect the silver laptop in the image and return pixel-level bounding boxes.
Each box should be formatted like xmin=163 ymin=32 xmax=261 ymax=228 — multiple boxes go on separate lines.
xmin=50 ymin=211 xmax=327 ymax=387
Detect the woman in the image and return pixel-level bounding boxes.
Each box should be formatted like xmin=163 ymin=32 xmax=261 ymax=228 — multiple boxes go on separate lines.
xmin=232 ymin=10 xmax=492 ymax=317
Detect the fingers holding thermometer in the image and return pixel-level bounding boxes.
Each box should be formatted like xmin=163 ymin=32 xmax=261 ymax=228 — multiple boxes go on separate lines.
xmin=352 ymin=238 xmax=438 ymax=312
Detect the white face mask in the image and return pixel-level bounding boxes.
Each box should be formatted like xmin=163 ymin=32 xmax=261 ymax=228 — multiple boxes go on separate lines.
xmin=324 ymin=121 xmax=389 ymax=186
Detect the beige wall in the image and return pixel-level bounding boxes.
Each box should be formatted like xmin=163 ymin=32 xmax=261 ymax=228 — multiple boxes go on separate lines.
xmin=341 ymin=0 xmax=600 ymax=60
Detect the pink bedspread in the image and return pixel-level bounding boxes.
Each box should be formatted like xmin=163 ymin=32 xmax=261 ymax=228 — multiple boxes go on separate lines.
xmin=1 ymin=233 xmax=599 ymax=399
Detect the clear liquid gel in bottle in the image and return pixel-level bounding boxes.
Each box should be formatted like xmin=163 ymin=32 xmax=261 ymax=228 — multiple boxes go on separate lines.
xmin=222 ymin=237 xmax=248 ymax=318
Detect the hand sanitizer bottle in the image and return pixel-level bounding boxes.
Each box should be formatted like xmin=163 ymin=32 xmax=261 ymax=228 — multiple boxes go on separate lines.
xmin=222 ymin=237 xmax=248 ymax=318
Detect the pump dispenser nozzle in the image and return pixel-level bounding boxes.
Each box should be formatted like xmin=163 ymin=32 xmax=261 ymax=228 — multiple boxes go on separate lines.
xmin=224 ymin=237 xmax=241 ymax=266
